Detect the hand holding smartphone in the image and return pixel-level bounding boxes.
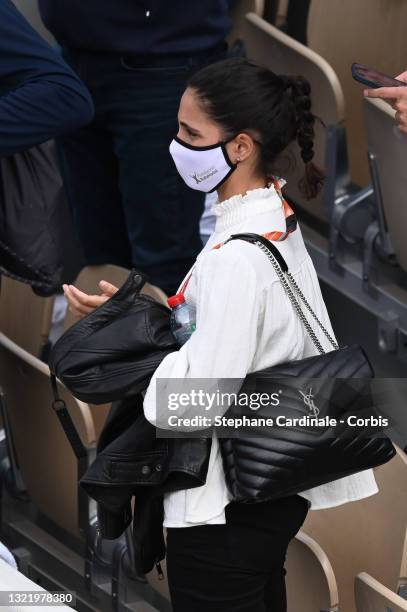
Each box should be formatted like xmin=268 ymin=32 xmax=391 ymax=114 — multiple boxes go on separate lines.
xmin=351 ymin=63 xmax=407 ymax=89
xmin=352 ymin=63 xmax=407 ymax=133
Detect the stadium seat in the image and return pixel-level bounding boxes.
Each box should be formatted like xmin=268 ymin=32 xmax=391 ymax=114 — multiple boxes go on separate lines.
xmin=0 ymin=332 xmax=95 ymax=538
xmin=363 ymin=97 xmax=407 ymax=275
xmin=286 ymin=530 xmax=339 ymax=611
xmin=0 ymin=333 xmax=170 ymax=610
xmin=308 ymin=0 xmax=407 ymax=187
xmin=355 ymin=572 xmax=407 ymax=612
xmin=228 ymin=0 xmax=264 ymax=44
xmin=242 ymin=12 xmax=378 ymax=269
xmin=303 ymin=445 xmax=407 ymax=612
xmin=398 ymin=528 xmax=407 ymax=599
xmin=0 ymin=276 xmax=54 ymax=357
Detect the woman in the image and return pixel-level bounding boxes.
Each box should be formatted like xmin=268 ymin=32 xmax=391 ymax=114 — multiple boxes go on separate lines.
xmin=64 ymin=58 xmax=378 ymax=612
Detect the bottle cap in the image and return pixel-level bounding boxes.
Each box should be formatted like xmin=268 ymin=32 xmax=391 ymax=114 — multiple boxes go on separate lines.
xmin=167 ymin=293 xmax=185 ymax=308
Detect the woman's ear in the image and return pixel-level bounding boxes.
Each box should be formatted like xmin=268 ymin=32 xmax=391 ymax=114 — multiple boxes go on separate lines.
xmin=227 ymin=133 xmax=257 ymax=164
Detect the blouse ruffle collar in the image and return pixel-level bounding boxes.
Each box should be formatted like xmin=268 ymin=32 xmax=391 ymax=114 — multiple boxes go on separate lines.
xmin=212 ymin=182 xmax=287 ymax=233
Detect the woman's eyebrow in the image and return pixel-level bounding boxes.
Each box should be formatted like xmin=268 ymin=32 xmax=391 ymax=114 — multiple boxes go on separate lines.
xmin=179 ymin=120 xmax=202 ymax=135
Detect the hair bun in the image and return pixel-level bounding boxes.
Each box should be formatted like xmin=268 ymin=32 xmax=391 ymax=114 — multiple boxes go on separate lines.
xmin=292 ymin=76 xmax=311 ymax=97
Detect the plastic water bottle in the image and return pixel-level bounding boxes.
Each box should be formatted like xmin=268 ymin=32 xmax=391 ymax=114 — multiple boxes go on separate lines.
xmin=167 ymin=294 xmax=196 ymax=346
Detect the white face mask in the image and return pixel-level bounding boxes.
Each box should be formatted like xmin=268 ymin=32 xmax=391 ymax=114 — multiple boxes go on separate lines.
xmin=169 ymin=136 xmax=237 ymax=193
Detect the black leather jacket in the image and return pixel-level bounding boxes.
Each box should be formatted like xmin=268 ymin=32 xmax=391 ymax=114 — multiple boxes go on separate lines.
xmin=80 ymin=394 xmax=212 ymax=576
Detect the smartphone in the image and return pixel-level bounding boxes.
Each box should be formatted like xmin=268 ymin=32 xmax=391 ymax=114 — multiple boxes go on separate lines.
xmin=351 ymin=63 xmax=407 ymax=89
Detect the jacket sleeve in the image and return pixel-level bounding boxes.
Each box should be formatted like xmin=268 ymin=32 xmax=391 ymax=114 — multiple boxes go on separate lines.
xmin=0 ymin=0 xmax=94 ymax=157
xmin=143 ymin=245 xmax=262 ymax=430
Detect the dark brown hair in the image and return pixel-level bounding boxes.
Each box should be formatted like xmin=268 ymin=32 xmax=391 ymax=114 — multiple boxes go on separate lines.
xmin=188 ymin=57 xmax=324 ymax=199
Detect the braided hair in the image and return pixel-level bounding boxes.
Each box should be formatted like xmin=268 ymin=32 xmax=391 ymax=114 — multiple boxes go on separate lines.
xmin=280 ymin=75 xmax=325 ymax=199
xmin=188 ymin=58 xmax=325 ymax=200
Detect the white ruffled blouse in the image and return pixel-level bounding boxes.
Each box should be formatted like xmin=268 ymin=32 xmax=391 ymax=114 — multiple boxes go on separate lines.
xmin=143 ymin=184 xmax=379 ymax=528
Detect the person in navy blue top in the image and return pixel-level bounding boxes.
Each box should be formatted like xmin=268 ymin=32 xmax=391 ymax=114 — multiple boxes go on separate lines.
xmin=38 ymin=0 xmax=232 ymax=296
xmin=38 ymin=1 xmax=232 ymax=57
xmin=0 ymin=0 xmax=94 ymax=157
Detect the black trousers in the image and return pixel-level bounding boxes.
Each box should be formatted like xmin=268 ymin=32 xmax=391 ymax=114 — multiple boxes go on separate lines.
xmin=166 ymin=495 xmax=310 ymax=612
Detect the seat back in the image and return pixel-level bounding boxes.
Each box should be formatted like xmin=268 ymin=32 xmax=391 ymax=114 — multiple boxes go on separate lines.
xmin=0 ymin=277 xmax=54 ymax=357
xmin=398 ymin=528 xmax=407 ymax=597
xmin=364 ymin=97 xmax=407 ymax=272
xmin=308 ymin=0 xmax=407 ymax=187
xmin=242 ymin=12 xmax=345 ymax=222
xmin=228 ymin=0 xmax=264 ymax=43
xmin=0 ymin=332 xmax=95 ymax=538
xmin=286 ymin=530 xmax=339 ymax=611
xmin=303 ymin=446 xmax=407 ymax=612
xmin=355 ymin=572 xmax=407 ymax=612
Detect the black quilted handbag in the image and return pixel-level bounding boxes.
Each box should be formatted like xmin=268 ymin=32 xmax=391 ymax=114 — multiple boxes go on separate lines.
xmin=218 ymin=233 xmax=396 ymax=503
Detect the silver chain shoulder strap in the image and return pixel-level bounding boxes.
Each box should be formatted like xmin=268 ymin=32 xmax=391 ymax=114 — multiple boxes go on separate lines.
xmin=255 ymin=240 xmax=339 ymax=355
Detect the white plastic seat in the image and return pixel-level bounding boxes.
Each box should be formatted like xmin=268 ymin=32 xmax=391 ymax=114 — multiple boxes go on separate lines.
xmin=398 ymin=528 xmax=407 ymax=599
xmin=0 ymin=276 xmax=54 ymax=357
xmin=0 ymin=332 xmax=95 ymax=538
xmin=308 ymin=0 xmax=407 ymax=187
xmin=303 ymin=446 xmax=407 ymax=612
xmin=355 ymin=572 xmax=407 ymax=612
xmin=286 ymin=530 xmax=339 ymax=612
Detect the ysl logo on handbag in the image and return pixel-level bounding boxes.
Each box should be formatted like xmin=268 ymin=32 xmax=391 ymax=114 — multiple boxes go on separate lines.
xmin=299 ymin=387 xmax=320 ymax=417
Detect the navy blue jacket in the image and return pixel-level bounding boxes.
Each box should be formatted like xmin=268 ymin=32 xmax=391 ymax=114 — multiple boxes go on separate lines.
xmin=0 ymin=0 xmax=94 ymax=157
xmin=38 ymin=0 xmax=232 ymax=56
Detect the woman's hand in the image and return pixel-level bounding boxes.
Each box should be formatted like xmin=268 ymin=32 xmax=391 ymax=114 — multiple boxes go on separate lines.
xmin=62 ymin=280 xmax=118 ymax=319
xmin=364 ymin=70 xmax=407 ymax=133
